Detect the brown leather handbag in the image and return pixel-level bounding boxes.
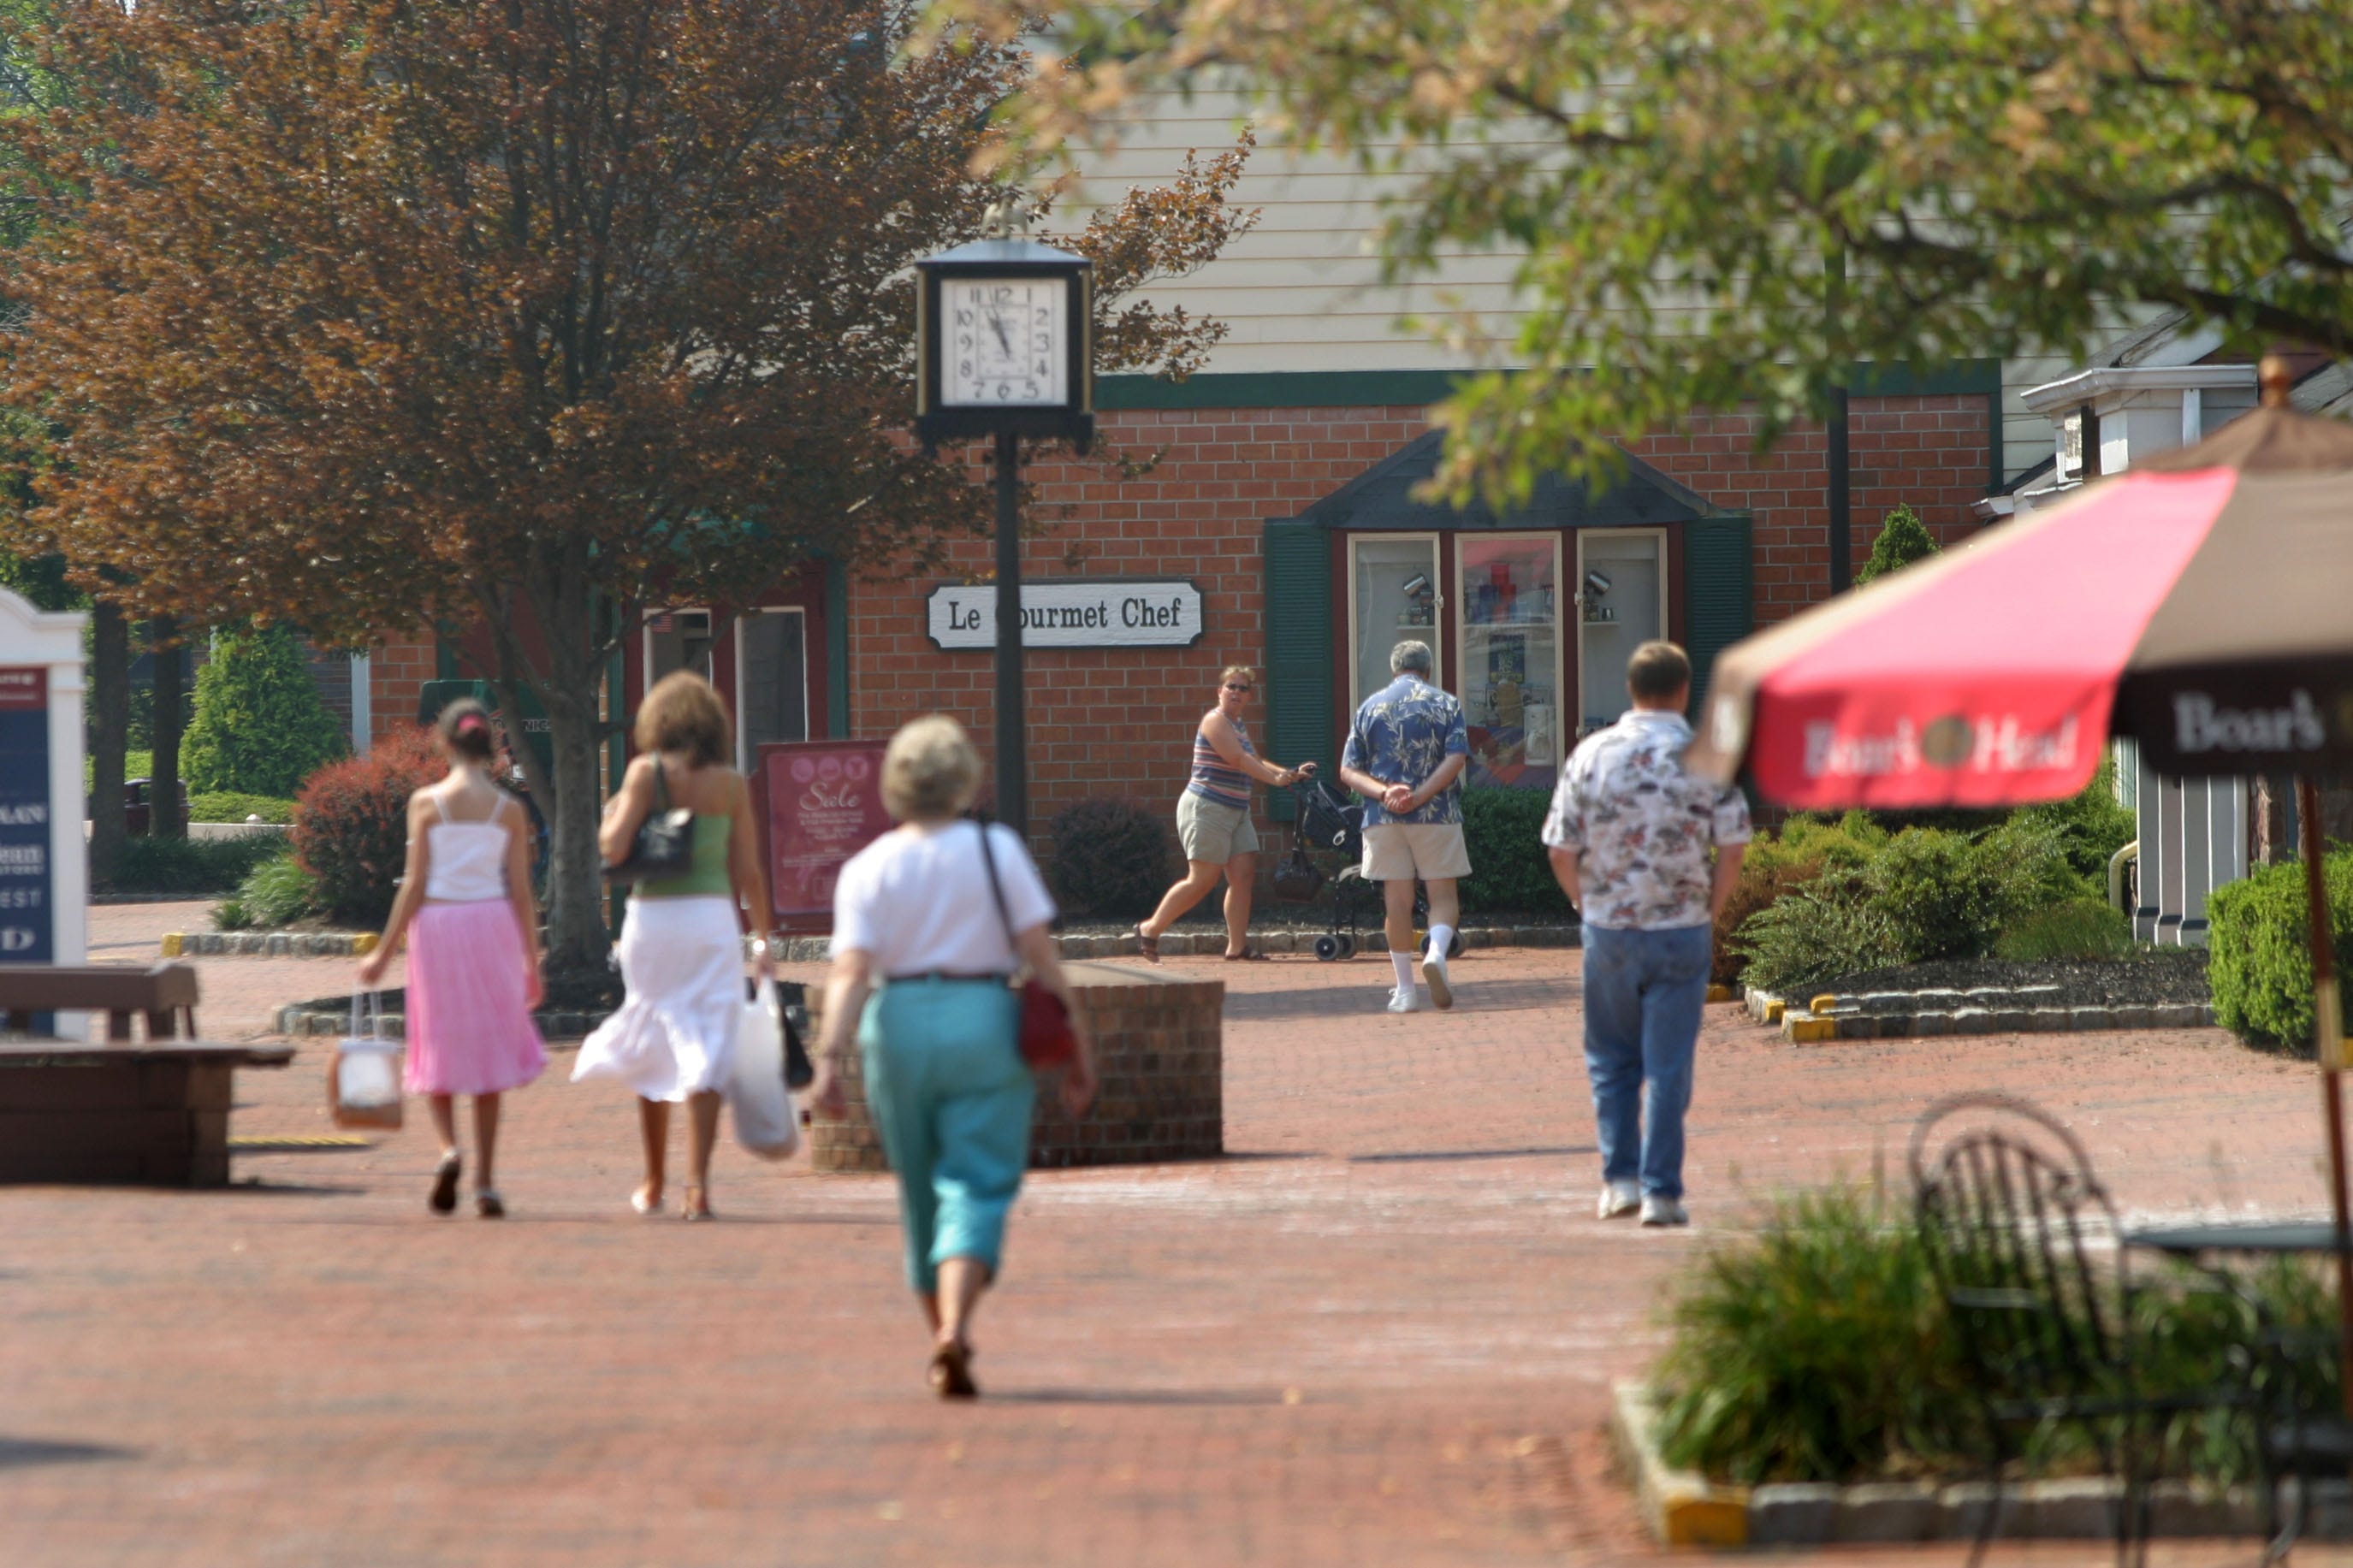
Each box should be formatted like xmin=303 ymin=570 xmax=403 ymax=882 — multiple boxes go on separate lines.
xmin=975 ymin=822 xmax=1079 ymax=1068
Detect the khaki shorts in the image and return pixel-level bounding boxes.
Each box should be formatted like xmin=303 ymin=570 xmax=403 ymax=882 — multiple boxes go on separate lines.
xmin=1362 ymin=821 xmax=1473 ymax=882
xmin=1176 ymin=791 xmax=1259 ymax=864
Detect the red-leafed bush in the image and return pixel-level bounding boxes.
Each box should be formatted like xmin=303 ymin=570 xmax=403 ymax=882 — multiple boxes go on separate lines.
xmin=293 ymin=725 xmax=442 ymax=923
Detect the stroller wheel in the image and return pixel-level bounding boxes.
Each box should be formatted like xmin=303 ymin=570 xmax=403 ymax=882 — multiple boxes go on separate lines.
xmin=1335 ymin=932 xmax=1358 ymax=961
xmin=1313 ymin=933 xmax=1343 ymax=962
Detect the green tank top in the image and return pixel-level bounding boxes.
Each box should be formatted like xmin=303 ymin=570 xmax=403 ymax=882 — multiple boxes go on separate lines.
xmin=635 ymin=814 xmax=732 ymax=899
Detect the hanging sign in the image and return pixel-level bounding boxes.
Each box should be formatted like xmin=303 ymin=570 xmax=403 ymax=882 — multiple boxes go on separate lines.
xmin=0 ymin=666 xmax=52 ymax=962
xmin=757 ymin=740 xmax=894 ymax=921
xmin=925 ymin=578 xmax=1205 ymax=650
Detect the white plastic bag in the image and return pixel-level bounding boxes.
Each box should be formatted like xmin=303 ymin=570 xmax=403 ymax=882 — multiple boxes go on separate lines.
xmin=330 ymin=991 xmax=404 ymax=1131
xmin=729 ymin=979 xmax=799 ymax=1159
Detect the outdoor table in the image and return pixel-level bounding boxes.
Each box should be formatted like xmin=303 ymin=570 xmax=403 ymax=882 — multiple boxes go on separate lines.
xmin=2125 ymin=1222 xmax=2353 ymax=1258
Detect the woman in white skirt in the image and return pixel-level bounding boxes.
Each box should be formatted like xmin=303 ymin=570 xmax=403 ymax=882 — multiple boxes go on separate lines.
xmin=574 ymin=671 xmax=776 ymax=1221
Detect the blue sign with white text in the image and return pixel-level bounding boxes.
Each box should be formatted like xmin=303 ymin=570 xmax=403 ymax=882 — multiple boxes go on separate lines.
xmin=0 ymin=666 xmax=53 ymax=962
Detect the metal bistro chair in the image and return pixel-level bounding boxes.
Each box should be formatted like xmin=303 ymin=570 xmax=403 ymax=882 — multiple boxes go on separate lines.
xmin=1910 ymin=1092 xmax=2262 ymax=1566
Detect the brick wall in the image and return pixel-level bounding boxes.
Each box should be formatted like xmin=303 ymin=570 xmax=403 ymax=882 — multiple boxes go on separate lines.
xmin=849 ymin=395 xmax=1991 ymax=837
xmin=365 ymin=631 xmax=439 ymax=747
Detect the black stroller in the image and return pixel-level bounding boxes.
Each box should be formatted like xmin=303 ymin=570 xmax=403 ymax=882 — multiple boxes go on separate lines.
xmin=1283 ymin=776 xmax=1380 ymax=960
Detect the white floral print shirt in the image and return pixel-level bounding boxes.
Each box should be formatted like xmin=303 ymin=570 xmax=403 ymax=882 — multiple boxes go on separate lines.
xmin=1542 ymin=709 xmax=1751 ymax=931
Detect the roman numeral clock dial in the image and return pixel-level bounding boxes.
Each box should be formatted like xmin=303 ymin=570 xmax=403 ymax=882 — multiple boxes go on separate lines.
xmin=945 ymin=279 xmax=1067 ymax=407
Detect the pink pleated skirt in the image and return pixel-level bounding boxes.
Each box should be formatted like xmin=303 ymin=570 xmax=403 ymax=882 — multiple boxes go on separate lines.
xmin=403 ymin=900 xmax=548 ymax=1096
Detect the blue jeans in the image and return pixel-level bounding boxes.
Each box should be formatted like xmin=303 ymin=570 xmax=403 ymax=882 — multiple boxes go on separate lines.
xmin=1580 ymin=923 xmax=1712 ymax=1200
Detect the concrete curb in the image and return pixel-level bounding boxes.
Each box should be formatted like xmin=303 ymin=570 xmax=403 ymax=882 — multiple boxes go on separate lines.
xmin=165 ymin=931 xmax=376 ymax=958
xmin=1744 ymin=985 xmax=2219 ymax=1043
xmin=777 ymin=921 xmax=1585 ymax=966
xmin=274 ymin=1001 xmax=610 ymax=1041
xmin=1609 ymin=1381 xmax=2315 ymax=1545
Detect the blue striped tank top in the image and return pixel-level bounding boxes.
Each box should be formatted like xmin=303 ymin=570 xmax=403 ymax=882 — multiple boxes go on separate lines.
xmin=1188 ymin=720 xmax=1256 ymax=809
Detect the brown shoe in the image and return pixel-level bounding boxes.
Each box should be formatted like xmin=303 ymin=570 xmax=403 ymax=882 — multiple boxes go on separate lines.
xmin=928 ymin=1340 xmax=979 ymax=1399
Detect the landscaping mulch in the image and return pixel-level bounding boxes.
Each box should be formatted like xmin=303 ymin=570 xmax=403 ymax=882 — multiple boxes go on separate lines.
xmin=1818 ymin=949 xmax=2211 ymax=1013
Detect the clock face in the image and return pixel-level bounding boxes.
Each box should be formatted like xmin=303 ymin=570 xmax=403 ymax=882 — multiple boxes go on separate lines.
xmin=941 ymin=276 xmax=1069 ymax=408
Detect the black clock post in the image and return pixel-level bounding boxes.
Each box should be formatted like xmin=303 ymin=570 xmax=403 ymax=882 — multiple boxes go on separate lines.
xmin=914 ymin=234 xmax=1095 ymax=838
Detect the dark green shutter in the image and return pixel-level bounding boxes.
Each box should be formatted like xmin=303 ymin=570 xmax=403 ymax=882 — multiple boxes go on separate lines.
xmin=1263 ymin=517 xmax=1333 ymax=822
xmin=1682 ymin=514 xmax=1752 ymax=719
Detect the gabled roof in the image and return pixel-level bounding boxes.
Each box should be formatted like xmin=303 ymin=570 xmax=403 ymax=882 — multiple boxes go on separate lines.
xmin=1286 ymin=429 xmax=1725 ymax=531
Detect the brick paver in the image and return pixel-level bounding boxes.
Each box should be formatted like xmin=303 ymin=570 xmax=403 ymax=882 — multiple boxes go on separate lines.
xmin=5 ymin=906 xmax=2351 ymax=1565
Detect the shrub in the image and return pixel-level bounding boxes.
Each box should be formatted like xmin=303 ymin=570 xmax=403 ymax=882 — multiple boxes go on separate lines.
xmin=217 ymin=851 xmax=318 ymax=928
xmin=1654 ymin=1186 xmax=1970 ymax=1485
xmin=181 ymin=623 xmax=348 ymax=796
xmin=98 ymin=834 xmax=279 ymax=894
xmin=293 ymin=726 xmax=442 ymax=925
xmin=1713 ymin=812 xmax=1888 ymax=986
xmin=1867 ymin=818 xmax=2075 ymax=967
xmin=1459 ymin=788 xmax=1573 ymax=917
xmin=1995 ymin=898 xmax=2132 ymax=962
xmin=1046 ymin=796 xmax=1176 ymax=920
xmin=1852 ymin=503 xmax=1939 ymax=586
xmin=2207 ymin=848 xmax=2353 ymax=1050
xmin=1732 ymin=868 xmax=1903 ymax=993
xmin=189 ymin=791 xmax=297 ymax=825
xmin=2012 ymin=755 xmax=2137 ymax=888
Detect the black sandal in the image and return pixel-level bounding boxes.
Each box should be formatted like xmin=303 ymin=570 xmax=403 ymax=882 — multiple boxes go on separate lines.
xmin=1133 ymin=924 xmax=1161 ymax=963
xmin=428 ymin=1151 xmax=461 ymax=1216
xmin=1223 ymin=946 xmax=1271 ymax=962
xmin=928 ymin=1340 xmax=979 ymax=1399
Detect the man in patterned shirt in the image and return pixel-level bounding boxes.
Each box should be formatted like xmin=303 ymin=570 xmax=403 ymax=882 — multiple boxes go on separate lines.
xmin=1542 ymin=641 xmax=1750 ymax=1227
xmin=1339 ymin=640 xmax=1473 ymax=1014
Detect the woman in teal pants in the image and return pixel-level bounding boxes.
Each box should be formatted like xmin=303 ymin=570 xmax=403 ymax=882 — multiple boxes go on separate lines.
xmin=812 ymin=716 xmax=1096 ymax=1399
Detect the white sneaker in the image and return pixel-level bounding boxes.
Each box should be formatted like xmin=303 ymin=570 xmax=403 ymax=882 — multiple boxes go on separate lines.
xmin=1640 ymin=1195 xmax=1689 ymax=1228
xmin=1386 ymin=986 xmax=1420 ymax=1015
xmin=1420 ymin=951 xmax=1454 ymax=1009
xmin=1597 ymin=1180 xmax=1641 ymax=1220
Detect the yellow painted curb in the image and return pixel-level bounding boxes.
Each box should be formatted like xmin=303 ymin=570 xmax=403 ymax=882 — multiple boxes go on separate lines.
xmin=228 ymin=1134 xmax=371 ymax=1149
xmin=1809 ymin=993 xmax=1839 ymax=1015
xmin=353 ymin=932 xmax=378 ymax=956
xmin=160 ymin=932 xmax=183 ymax=958
xmin=1785 ymin=1013 xmax=1838 ymax=1044
xmin=1704 ymin=984 xmax=1734 ymax=1004
xmin=1763 ymin=998 xmax=1786 ymax=1024
xmin=1609 ymin=1381 xmax=1750 ymax=1547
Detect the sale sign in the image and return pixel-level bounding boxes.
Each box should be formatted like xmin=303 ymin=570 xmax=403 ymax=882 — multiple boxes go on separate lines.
xmin=757 ymin=740 xmax=892 ymax=920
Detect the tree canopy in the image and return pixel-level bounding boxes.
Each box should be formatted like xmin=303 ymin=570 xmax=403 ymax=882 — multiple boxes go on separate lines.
xmin=0 ymin=0 xmax=1252 ymax=973
xmin=951 ymin=0 xmax=2353 ymax=500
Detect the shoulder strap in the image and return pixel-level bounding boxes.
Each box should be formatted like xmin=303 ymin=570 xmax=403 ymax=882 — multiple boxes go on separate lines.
xmin=975 ymin=820 xmax=1017 ymax=953
xmin=430 ymin=791 xmax=449 ymax=825
xmin=491 ymin=792 xmax=512 ymax=825
xmin=650 ymin=756 xmax=671 ymax=812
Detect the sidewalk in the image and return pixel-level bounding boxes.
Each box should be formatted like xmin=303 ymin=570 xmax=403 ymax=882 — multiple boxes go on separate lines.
xmin=3 ymin=910 xmax=2347 ymax=1565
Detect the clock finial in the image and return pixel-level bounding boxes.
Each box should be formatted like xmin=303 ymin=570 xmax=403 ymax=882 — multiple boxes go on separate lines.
xmin=981 ymin=196 xmax=1032 ymax=239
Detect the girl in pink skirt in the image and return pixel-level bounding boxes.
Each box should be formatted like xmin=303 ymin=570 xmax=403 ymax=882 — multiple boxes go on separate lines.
xmin=356 ymin=699 xmax=548 ymax=1216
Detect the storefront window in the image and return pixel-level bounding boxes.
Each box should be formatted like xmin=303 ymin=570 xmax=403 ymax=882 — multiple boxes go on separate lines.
xmin=1349 ymin=535 xmax=1441 ymax=709
xmin=738 ymin=608 xmax=809 ymax=768
xmin=1456 ymin=534 xmax=1562 ymax=790
xmin=1575 ymin=531 xmax=1667 ymax=737
xmin=647 ymin=607 xmax=715 ymax=683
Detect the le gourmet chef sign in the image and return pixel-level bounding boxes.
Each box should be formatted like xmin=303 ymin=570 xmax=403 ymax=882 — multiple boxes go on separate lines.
xmin=926 ymin=578 xmax=1205 ymax=650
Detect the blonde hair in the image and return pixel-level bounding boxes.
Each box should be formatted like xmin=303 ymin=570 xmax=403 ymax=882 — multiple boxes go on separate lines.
xmin=882 ymin=714 xmax=981 ymax=822
xmin=634 ymin=670 xmax=732 ymax=767
xmin=1219 ymin=665 xmax=1256 ymax=688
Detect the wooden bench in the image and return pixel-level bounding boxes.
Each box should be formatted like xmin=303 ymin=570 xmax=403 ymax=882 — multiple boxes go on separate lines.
xmin=0 ymin=962 xmax=292 ymax=1186
xmin=0 ymin=962 xmax=200 ymax=1041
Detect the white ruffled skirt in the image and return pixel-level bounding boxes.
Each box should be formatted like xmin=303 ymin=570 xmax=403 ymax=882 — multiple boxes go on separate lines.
xmin=572 ymin=896 xmax=741 ymax=1102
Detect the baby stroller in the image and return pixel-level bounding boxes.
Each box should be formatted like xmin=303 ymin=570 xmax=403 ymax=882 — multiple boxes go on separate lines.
xmin=1281 ymin=776 xmax=1379 ymax=960
xmin=1279 ymin=776 xmax=1468 ymax=962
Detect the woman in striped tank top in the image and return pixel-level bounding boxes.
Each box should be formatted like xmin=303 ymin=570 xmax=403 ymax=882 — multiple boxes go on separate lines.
xmin=1134 ymin=666 xmax=1319 ymax=962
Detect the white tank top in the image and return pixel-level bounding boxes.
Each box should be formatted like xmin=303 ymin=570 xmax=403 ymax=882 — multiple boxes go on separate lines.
xmin=423 ymin=793 xmax=513 ymax=903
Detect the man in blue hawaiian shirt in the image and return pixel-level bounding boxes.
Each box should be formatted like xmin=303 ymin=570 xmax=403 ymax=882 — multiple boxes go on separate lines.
xmin=1338 ymin=640 xmax=1472 ymax=1014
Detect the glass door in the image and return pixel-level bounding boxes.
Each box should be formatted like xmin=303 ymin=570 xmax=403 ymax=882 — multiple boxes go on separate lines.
xmin=645 ymin=607 xmax=715 ymax=683
xmin=735 ymin=608 xmax=809 ymax=769
xmin=1348 ymin=535 xmax=1442 ymax=710
xmin=1574 ymin=530 xmax=1667 ymax=737
xmin=1455 ymin=533 xmax=1563 ymax=790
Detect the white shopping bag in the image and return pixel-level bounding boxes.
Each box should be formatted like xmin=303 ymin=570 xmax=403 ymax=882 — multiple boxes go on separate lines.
xmin=330 ymin=991 xmax=405 ymax=1131
xmin=729 ymin=979 xmax=799 ymax=1159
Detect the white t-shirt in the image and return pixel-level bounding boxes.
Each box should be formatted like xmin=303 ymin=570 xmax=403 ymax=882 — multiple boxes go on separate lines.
xmin=832 ymin=820 xmax=1057 ymax=976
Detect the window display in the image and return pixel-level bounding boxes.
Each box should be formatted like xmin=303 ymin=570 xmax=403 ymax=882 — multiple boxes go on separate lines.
xmin=1577 ymin=533 xmax=1666 ymax=736
xmin=1457 ymin=535 xmax=1562 ymax=790
xmin=1350 ymin=536 xmax=1442 ymax=709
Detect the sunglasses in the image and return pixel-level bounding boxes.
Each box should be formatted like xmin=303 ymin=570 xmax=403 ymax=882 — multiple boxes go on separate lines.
xmin=1223 ymin=682 xmax=1253 ymax=693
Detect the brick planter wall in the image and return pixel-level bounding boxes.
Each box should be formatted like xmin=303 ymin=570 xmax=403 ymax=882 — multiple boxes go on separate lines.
xmin=809 ymin=961 xmax=1224 ymax=1173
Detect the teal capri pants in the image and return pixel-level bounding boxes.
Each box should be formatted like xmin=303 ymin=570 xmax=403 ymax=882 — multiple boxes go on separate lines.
xmin=857 ymin=977 xmax=1036 ymax=1294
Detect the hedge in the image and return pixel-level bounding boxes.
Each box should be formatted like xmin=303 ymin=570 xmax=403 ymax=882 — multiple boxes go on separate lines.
xmin=98 ymin=835 xmax=280 ymax=894
xmin=189 ymin=791 xmax=297 ymax=825
xmin=182 ymin=623 xmax=348 ymax=796
xmin=1458 ymin=788 xmax=1574 ymax=917
xmin=293 ymin=726 xmax=442 ymax=924
xmin=1046 ymin=797 xmax=1176 ymax=919
xmin=2208 ymin=848 xmax=2353 ymax=1050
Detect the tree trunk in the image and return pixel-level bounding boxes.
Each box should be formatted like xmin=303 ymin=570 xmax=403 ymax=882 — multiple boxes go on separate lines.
xmin=150 ymin=615 xmax=185 ymax=839
xmin=88 ymin=599 xmax=129 ymax=887
xmin=535 ymin=670 xmax=612 ymax=1003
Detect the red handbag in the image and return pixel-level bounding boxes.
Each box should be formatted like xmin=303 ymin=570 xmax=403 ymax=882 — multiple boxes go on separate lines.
xmin=976 ymin=822 xmax=1080 ymax=1068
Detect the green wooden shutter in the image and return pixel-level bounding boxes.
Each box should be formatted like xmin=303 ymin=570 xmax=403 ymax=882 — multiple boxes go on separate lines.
xmin=1263 ymin=517 xmax=1333 ymax=822
xmin=1681 ymin=514 xmax=1752 ymax=719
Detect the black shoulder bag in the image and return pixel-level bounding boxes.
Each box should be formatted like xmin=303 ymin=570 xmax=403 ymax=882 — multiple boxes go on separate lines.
xmin=603 ymin=760 xmax=696 ymax=884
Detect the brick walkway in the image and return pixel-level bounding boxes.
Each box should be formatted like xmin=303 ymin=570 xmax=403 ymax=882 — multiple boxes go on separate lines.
xmin=5 ymin=904 xmax=2351 ymax=1565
